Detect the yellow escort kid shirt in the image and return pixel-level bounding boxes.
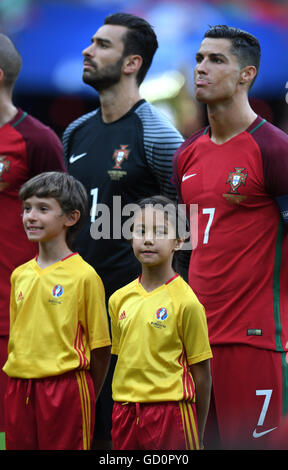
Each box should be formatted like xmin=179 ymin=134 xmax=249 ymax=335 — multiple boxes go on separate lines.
xmin=3 ymin=254 xmax=111 ymax=378
xmin=109 ymin=274 xmax=212 ymax=403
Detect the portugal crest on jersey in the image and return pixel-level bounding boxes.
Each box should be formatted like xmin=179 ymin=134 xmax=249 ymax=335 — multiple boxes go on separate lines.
xmin=112 ymin=145 xmax=130 ymax=169
xmin=0 ymin=155 xmax=10 ymax=180
xmin=226 ymin=167 xmax=247 ymax=194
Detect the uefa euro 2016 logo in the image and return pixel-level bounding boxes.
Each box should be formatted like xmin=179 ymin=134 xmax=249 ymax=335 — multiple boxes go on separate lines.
xmin=52 ymin=285 xmax=64 ymax=298
xmin=156 ymin=307 xmax=168 ymax=320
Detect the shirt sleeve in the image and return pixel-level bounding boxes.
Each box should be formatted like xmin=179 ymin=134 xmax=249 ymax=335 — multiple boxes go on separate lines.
xmin=17 ymin=113 xmax=66 ymax=175
xmin=9 ymin=270 xmax=17 ymax=331
xmin=108 ymin=295 xmax=120 ymax=356
xmin=251 ymin=120 xmax=288 ymax=223
xmin=84 ymin=269 xmax=111 ymax=350
xmin=136 ymin=103 xmax=184 ymax=201
xmin=179 ymin=296 xmax=212 ymax=365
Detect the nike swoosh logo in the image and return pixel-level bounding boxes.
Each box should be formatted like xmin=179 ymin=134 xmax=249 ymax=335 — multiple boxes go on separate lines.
xmin=253 ymin=427 xmax=277 ymax=438
xmin=69 ymin=152 xmax=87 ymax=164
xmin=182 ymin=173 xmax=197 ymax=182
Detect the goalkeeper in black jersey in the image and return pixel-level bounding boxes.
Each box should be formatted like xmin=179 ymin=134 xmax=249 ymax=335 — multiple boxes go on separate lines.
xmin=63 ymin=12 xmax=184 ymax=449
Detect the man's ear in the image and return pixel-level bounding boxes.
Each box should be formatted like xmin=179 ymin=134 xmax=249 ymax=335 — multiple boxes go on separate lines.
xmin=64 ymin=210 xmax=81 ymax=228
xmin=239 ymin=65 xmax=257 ymax=86
xmin=0 ymin=68 xmax=4 ymax=84
xmin=122 ymin=54 xmax=143 ymax=76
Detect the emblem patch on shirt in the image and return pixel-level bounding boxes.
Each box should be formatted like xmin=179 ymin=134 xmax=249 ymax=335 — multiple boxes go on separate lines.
xmin=226 ymin=167 xmax=247 ymax=194
xmin=52 ymin=285 xmax=64 ymax=297
xmin=49 ymin=285 xmax=63 ymax=305
xmin=108 ymin=145 xmax=130 ymax=181
xmin=112 ymin=145 xmax=130 ymax=169
xmin=156 ymin=307 xmax=168 ymax=320
xmin=150 ymin=307 xmax=168 ymax=329
xmin=0 ymin=155 xmax=10 ymax=179
xmin=223 ymin=167 xmax=248 ymax=204
xmin=0 ymin=155 xmax=10 ymax=191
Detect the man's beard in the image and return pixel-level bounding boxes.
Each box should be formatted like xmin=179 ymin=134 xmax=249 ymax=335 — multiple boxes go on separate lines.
xmin=82 ymin=57 xmax=124 ymax=91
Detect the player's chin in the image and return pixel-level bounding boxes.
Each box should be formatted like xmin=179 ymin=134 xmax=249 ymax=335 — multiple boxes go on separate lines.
xmin=194 ymin=89 xmax=210 ymax=103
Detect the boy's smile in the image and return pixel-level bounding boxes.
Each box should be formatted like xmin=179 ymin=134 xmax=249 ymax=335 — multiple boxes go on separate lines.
xmin=22 ymin=196 xmax=69 ymax=244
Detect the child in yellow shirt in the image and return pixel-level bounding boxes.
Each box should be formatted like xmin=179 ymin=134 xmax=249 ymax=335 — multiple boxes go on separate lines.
xmin=109 ymin=195 xmax=212 ymax=450
xmin=3 ymin=172 xmax=111 ymax=450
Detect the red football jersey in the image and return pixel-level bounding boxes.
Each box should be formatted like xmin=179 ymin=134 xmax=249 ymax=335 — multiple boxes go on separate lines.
xmin=173 ymin=116 xmax=288 ymax=351
xmin=0 ymin=109 xmax=66 ymax=334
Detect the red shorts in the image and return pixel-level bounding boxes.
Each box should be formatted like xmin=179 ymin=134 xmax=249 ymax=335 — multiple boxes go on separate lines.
xmin=112 ymin=401 xmax=199 ymax=450
xmin=4 ymin=370 xmax=95 ymax=450
xmin=206 ymin=345 xmax=288 ymax=449
xmin=0 ymin=336 xmax=8 ymax=432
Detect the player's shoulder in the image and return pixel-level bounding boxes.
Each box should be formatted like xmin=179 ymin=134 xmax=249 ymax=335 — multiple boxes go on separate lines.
xmin=168 ymin=274 xmax=194 ymax=294
xmin=63 ymin=108 xmax=100 ymax=139
xmin=248 ymin=115 xmax=288 ymax=149
xmin=168 ymin=275 xmax=204 ymax=307
xmin=13 ymin=109 xmax=60 ymax=145
xmin=11 ymin=258 xmax=34 ymax=280
xmin=135 ymin=100 xmax=183 ymax=136
xmin=109 ymin=278 xmax=139 ymax=304
xmin=63 ymin=253 xmax=102 ymax=281
xmin=176 ymin=126 xmax=207 ymax=157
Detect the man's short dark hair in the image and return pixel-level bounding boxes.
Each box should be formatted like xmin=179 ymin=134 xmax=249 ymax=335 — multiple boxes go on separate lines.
xmin=104 ymin=12 xmax=158 ymax=85
xmin=0 ymin=34 xmax=22 ymax=90
xmin=204 ymin=25 xmax=261 ymax=87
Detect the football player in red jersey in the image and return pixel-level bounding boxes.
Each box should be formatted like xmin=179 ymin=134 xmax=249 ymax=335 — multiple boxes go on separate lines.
xmin=0 ymin=34 xmax=65 ymax=448
xmin=173 ymin=25 xmax=288 ymax=449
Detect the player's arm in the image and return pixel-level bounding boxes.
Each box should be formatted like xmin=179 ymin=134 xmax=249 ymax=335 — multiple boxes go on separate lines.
xmin=90 ymin=346 xmax=111 ymax=401
xmin=253 ymin=123 xmax=288 ymax=225
xmin=189 ymin=359 xmax=212 ymax=449
xmin=85 ymin=271 xmax=111 ymax=400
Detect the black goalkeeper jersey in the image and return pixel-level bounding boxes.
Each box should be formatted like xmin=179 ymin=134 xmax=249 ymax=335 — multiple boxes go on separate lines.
xmin=63 ymin=99 xmax=184 ymax=298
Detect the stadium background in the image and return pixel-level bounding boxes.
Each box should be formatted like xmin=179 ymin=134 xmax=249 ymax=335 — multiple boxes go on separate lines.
xmin=0 ymin=0 xmax=287 ymax=451
xmin=1 ymin=0 xmax=287 ymax=138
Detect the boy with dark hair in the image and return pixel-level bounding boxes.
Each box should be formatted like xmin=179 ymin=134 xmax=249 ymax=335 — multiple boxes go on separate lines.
xmin=3 ymin=172 xmax=111 ymax=450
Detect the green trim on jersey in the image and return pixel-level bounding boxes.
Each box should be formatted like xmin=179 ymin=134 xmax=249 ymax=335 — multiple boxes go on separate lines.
xmin=248 ymin=118 xmax=266 ymax=134
xmin=273 ymin=219 xmax=288 ymax=417
xmin=202 ymin=118 xmax=267 ymax=137
xmin=280 ymin=352 xmax=288 ymax=417
xmin=11 ymin=111 xmax=28 ymax=128
xmin=273 ymin=219 xmax=285 ymax=351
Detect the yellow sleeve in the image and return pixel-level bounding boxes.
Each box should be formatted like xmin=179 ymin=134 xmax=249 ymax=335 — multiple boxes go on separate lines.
xmin=181 ymin=298 xmax=212 ymax=365
xmin=108 ymin=294 xmax=120 ymax=356
xmin=84 ymin=269 xmax=111 ymax=350
xmin=9 ymin=270 xmax=18 ymax=330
